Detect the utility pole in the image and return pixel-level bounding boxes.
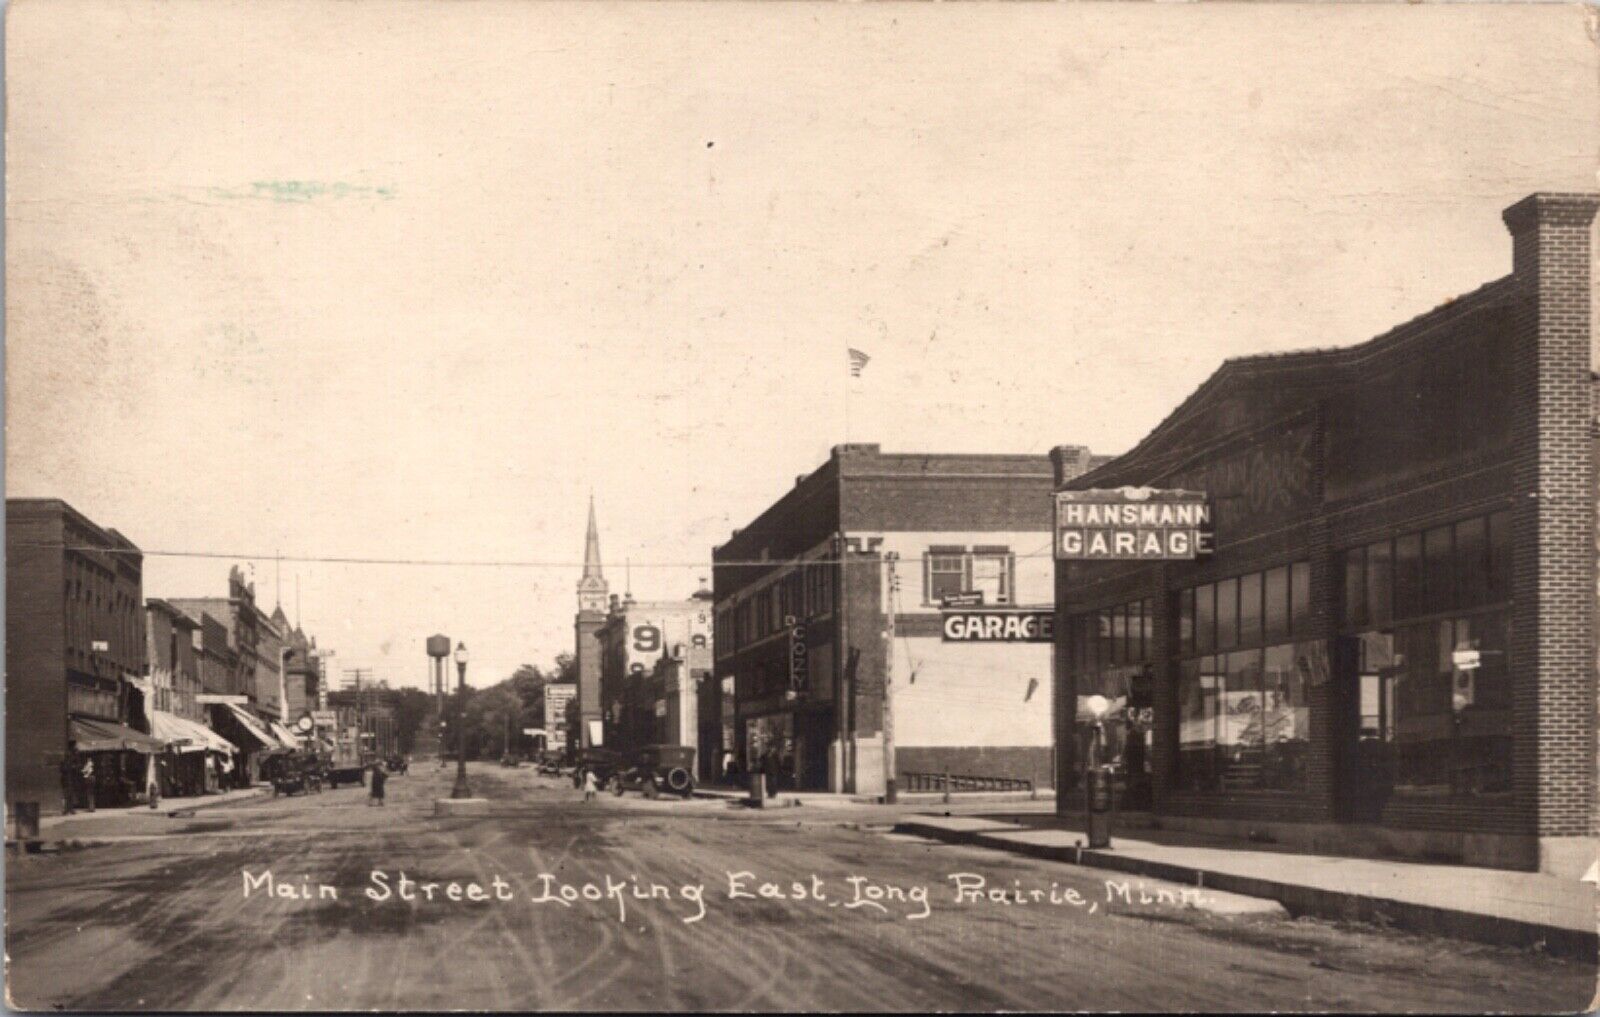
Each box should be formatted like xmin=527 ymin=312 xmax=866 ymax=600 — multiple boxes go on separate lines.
xmin=343 ymin=668 xmax=373 ymax=760
xmin=883 ymin=551 xmax=899 ymax=804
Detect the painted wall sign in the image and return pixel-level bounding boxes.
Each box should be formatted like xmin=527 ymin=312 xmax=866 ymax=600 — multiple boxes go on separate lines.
xmin=1055 ymin=488 xmax=1213 ymax=560
xmin=942 ymin=610 xmax=1055 ymax=643
xmin=787 ymin=622 xmax=808 ymax=691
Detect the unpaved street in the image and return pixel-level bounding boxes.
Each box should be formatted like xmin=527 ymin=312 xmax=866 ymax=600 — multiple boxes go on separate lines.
xmin=7 ymin=765 xmax=1594 ymax=1012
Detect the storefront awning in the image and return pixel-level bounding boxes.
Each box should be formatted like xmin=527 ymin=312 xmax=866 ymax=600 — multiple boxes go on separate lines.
xmin=215 ymin=704 xmax=285 ymax=752
xmin=268 ymin=720 xmax=302 ymax=749
xmin=69 ymin=716 xmax=166 ymax=754
xmin=151 ymin=710 xmax=238 ymax=755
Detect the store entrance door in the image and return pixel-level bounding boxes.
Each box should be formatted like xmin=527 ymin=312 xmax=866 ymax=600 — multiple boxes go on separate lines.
xmin=796 ymin=712 xmax=832 ymax=791
xmin=1337 ymin=632 xmax=1397 ymax=823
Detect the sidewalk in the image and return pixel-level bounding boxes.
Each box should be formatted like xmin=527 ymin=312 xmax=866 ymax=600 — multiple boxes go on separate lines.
xmin=35 ymin=785 xmax=268 ymax=835
xmin=896 ymin=813 xmax=1599 ymax=959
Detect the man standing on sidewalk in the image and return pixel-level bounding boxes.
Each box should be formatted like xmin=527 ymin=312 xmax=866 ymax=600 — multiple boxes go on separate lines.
xmin=81 ymin=756 xmax=96 ymax=812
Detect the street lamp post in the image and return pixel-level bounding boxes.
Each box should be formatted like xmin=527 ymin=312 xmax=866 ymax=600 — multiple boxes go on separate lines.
xmin=451 ymin=642 xmax=472 ymax=799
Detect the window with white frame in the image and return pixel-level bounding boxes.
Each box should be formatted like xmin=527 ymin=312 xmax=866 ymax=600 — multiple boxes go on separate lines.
xmin=922 ymin=546 xmax=1014 ymax=605
xmin=971 ymin=546 xmax=1013 ymax=605
xmin=924 ymin=547 xmax=968 ymax=604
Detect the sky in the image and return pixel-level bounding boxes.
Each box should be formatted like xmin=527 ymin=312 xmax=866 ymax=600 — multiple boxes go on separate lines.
xmin=6 ymin=1 xmax=1597 ymax=690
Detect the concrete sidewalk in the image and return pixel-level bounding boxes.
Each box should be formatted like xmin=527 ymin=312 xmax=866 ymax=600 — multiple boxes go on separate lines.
xmin=897 ymin=813 xmax=1599 ymax=959
xmin=35 ymin=785 xmax=269 ymax=834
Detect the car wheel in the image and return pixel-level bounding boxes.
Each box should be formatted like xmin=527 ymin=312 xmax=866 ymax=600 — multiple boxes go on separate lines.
xmin=609 ymin=776 xmax=625 ymax=796
xmin=644 ymin=780 xmax=659 ymax=800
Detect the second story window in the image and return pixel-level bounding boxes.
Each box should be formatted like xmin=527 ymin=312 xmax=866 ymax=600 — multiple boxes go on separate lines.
xmin=925 ymin=547 xmax=967 ymax=604
xmin=923 ymin=546 xmax=1014 ymax=606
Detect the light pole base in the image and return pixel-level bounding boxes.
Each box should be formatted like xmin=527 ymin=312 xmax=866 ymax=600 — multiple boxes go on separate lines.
xmin=451 ymin=775 xmax=474 ymax=800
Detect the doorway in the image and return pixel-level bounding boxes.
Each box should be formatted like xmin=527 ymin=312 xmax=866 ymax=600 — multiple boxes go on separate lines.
xmin=1339 ymin=631 xmax=1397 ymax=822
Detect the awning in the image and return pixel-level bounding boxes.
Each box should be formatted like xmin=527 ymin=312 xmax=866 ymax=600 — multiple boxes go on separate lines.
xmin=214 ymin=704 xmax=285 ymax=752
xmin=268 ymin=720 xmax=301 ymax=749
xmin=69 ymin=716 xmax=166 ymax=754
xmin=151 ymin=710 xmax=238 ymax=755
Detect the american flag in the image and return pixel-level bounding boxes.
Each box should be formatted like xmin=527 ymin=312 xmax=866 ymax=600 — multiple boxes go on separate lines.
xmin=847 ymin=348 xmax=871 ymax=377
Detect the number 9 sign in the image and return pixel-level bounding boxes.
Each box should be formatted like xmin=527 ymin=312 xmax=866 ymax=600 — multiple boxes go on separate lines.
xmin=632 ymin=624 xmax=662 ymax=654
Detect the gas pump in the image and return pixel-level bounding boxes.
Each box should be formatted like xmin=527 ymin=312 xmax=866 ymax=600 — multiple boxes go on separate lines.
xmin=1083 ymin=694 xmax=1115 ymax=849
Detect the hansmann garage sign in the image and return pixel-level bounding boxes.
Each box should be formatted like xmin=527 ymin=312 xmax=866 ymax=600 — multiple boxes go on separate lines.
xmin=943 ymin=610 xmax=1054 ymax=643
xmin=1055 ymin=487 xmax=1214 ymax=560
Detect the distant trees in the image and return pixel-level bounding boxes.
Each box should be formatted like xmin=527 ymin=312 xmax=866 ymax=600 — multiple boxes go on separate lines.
xmin=437 ymin=656 xmax=573 ymax=760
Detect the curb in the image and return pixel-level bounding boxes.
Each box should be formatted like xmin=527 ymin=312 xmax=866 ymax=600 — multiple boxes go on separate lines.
xmin=161 ymin=787 xmax=269 ymax=818
xmin=896 ymin=819 xmax=1599 ymax=960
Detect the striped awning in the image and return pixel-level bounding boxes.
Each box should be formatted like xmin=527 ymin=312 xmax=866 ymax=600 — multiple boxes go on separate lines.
xmin=151 ymin=710 xmax=238 ymax=754
xmin=69 ymin=716 xmax=165 ymax=754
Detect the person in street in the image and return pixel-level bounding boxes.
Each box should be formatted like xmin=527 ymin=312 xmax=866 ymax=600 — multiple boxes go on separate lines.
xmin=367 ymin=762 xmax=387 ymax=806
xmin=581 ymin=767 xmax=599 ymax=802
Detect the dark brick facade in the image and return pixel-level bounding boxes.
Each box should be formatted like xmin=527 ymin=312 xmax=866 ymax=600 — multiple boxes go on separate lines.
xmin=1051 ymin=193 xmax=1599 ymax=873
xmin=715 ymin=445 xmax=1073 ymax=793
xmin=6 ymin=499 xmax=145 ymax=813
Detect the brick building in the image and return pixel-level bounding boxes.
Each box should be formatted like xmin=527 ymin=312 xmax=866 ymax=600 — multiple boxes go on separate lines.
xmin=145 ymin=599 xmax=204 ymax=723
xmin=598 ymin=589 xmax=713 ymax=759
xmin=169 ymin=566 xmax=268 ymax=712
xmin=1050 ymin=192 xmax=1599 ymax=876
xmin=6 ymin=499 xmax=156 ymax=813
xmin=714 ymin=444 xmax=1105 ymax=795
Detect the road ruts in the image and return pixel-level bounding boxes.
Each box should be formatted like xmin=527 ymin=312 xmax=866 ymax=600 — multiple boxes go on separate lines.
xmin=6 ymin=764 xmax=1594 ymax=1013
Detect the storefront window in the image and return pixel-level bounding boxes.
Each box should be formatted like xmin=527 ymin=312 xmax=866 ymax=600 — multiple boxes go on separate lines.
xmin=1178 ymin=588 xmax=1195 ymax=655
xmin=1177 ymin=658 xmax=1215 ymax=790
xmin=1290 ymin=561 xmax=1311 ymax=632
xmin=1265 ymin=566 xmax=1290 ymax=641
xmin=1216 ymin=578 xmax=1239 ymax=651
xmin=1340 ymin=511 xmax=1513 ymax=799
xmin=1365 ymin=540 xmax=1393 ymax=625
xmin=1262 ymin=644 xmax=1311 ymax=791
xmin=1239 ymin=572 xmax=1263 ymax=647
xmin=1174 ymin=559 xmax=1314 ymax=793
xmin=1343 ymin=549 xmax=1367 ymax=628
xmin=1394 ymin=533 xmax=1423 ymax=619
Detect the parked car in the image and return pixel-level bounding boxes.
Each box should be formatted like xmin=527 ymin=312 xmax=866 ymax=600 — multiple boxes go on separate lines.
xmin=571 ymin=747 xmax=625 ymax=789
xmin=611 ymin=745 xmax=697 ymax=799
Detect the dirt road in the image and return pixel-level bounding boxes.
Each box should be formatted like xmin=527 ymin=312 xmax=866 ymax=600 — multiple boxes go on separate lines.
xmin=6 ymin=764 xmax=1593 ymax=1011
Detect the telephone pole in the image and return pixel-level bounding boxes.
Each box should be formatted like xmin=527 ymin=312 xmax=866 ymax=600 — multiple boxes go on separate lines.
xmin=883 ymin=552 xmax=899 ymax=805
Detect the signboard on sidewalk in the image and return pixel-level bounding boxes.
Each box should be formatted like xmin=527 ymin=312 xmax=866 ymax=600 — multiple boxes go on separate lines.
xmin=942 ymin=610 xmax=1054 ymax=643
xmin=1055 ymin=487 xmax=1213 ymax=560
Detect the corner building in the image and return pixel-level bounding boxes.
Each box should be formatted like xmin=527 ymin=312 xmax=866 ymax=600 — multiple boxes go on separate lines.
xmin=1051 ymin=192 xmax=1599 ymax=876
xmin=716 ymin=444 xmax=1105 ymax=795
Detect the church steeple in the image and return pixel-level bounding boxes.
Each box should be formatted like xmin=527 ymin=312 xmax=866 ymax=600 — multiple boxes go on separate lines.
xmin=577 ymin=495 xmax=608 ymax=615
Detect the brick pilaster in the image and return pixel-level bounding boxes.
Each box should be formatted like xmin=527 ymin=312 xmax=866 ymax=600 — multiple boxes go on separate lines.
xmin=1503 ymin=193 xmax=1600 ymax=839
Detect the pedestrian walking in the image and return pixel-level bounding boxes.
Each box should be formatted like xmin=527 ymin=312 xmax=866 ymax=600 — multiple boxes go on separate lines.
xmin=721 ymin=749 xmax=735 ymax=784
xmin=582 ymin=767 xmax=599 ymax=802
xmin=367 ymin=763 xmax=387 ymax=806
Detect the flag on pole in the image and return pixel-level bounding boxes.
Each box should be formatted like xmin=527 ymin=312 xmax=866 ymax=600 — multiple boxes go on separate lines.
xmin=848 ymin=348 xmax=871 ymax=378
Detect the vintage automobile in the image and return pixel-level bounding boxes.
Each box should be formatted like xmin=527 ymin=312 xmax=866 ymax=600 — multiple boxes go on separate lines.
xmin=571 ymin=747 xmax=625 ymax=789
xmin=610 ymin=745 xmax=697 ymax=799
xmin=267 ymin=753 xmax=322 ymax=797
